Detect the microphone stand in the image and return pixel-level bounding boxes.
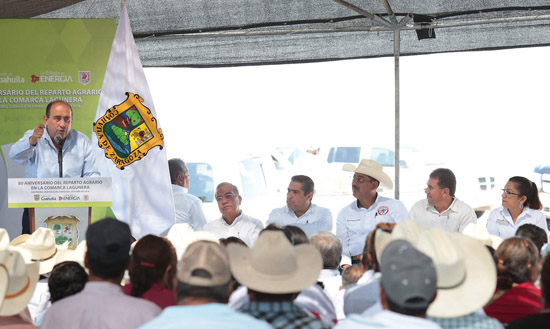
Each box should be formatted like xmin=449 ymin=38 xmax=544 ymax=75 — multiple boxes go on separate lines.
xmin=58 ymin=146 xmax=63 ymax=178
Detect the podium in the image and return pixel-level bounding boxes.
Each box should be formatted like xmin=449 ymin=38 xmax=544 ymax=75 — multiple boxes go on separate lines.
xmin=8 ymin=177 xmax=112 ymax=249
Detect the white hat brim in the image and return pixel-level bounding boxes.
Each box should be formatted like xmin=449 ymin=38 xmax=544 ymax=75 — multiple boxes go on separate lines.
xmin=343 ymin=163 xmax=393 ymax=190
xmin=228 ymin=243 xmax=322 ymax=294
xmin=0 ymin=260 xmax=39 ymax=316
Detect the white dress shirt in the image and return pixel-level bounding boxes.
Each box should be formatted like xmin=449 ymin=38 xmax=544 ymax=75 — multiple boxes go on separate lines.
xmin=41 ymin=281 xmax=161 ymax=329
xmin=336 ymin=195 xmax=408 ymax=263
xmin=409 ymin=198 xmax=477 ymax=233
xmin=486 ymin=206 xmax=550 ymax=239
xmin=335 ymin=310 xmax=442 ymax=329
xmin=172 ymin=184 xmax=207 ymax=230
xmin=267 ymin=204 xmax=333 ymax=236
xmin=318 ymin=269 xmax=344 ymax=320
xmin=203 ymin=212 xmax=264 ymax=247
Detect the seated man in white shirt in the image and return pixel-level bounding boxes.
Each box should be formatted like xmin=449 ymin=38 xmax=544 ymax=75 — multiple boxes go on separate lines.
xmin=409 ymin=168 xmax=477 ymax=233
xmin=267 ymin=175 xmax=332 ymax=236
xmin=168 ymin=158 xmax=207 ymax=230
xmin=203 ymin=182 xmax=264 ymax=247
xmin=335 ymin=240 xmax=441 ymax=329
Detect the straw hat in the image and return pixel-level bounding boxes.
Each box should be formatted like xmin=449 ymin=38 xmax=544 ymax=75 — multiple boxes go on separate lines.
xmin=227 ymin=230 xmax=322 ymax=294
xmin=462 ymin=223 xmax=503 ymax=249
xmin=376 ymin=219 xmax=496 ymax=318
xmin=10 ymin=228 xmax=63 ymax=274
xmin=342 ymin=159 xmax=393 ymax=190
xmin=0 ymin=250 xmax=40 ymax=316
xmin=166 ymin=223 xmax=219 ymax=261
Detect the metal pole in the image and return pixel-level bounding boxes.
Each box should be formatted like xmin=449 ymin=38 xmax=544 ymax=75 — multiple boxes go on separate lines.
xmin=394 ymin=28 xmax=400 ymax=200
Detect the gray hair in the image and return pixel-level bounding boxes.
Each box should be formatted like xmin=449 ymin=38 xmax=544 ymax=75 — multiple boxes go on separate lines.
xmin=342 ymin=265 xmax=364 ymax=288
xmin=215 ymin=182 xmax=239 ymax=196
xmin=309 ymin=231 xmax=342 ymax=269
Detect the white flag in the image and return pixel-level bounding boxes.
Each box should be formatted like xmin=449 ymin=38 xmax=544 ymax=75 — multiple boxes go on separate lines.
xmin=92 ymin=4 xmax=175 ymax=238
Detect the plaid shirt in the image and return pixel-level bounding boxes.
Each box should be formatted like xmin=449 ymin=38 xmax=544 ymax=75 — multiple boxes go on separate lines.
xmin=429 ymin=313 xmax=504 ymax=329
xmin=240 ymin=301 xmax=333 ymax=329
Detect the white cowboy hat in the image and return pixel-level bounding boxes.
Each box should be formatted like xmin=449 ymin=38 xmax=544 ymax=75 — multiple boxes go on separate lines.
xmin=10 ymin=227 xmax=65 ymax=274
xmin=166 ymin=223 xmax=219 ymax=261
xmin=376 ymin=219 xmax=496 ymax=318
xmin=342 ymin=159 xmax=393 ymax=190
xmin=462 ymin=223 xmax=503 ymax=249
xmin=227 ymin=230 xmax=322 ymax=294
xmin=0 ymin=249 xmax=40 ymax=316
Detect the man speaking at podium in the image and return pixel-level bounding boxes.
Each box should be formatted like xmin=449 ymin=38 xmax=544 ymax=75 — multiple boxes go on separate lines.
xmin=9 ymin=100 xmax=100 ymax=233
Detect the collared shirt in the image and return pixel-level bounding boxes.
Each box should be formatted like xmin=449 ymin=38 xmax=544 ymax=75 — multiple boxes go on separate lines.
xmin=343 ymin=272 xmax=381 ymax=316
xmin=430 ymin=313 xmax=504 ymax=329
xmin=335 ymin=310 xmax=442 ymax=329
xmin=139 ymin=303 xmax=272 ymax=329
xmin=267 ymin=204 xmax=333 ymax=236
xmin=171 ymin=184 xmax=207 ymax=230
xmin=486 ymin=206 xmax=550 ymax=239
xmin=41 ymin=281 xmax=161 ymax=329
xmin=240 ymin=301 xmax=333 ymax=329
xmin=203 ymin=212 xmax=264 ymax=247
xmin=336 ymin=195 xmax=408 ymax=261
xmin=9 ymin=128 xmax=100 ymax=178
xmin=318 ymin=269 xmax=344 ymax=320
xmin=409 ymin=198 xmax=477 ymax=233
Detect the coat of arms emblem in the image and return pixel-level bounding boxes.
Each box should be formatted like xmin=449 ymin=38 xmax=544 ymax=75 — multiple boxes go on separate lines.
xmin=93 ymin=92 xmax=164 ymax=169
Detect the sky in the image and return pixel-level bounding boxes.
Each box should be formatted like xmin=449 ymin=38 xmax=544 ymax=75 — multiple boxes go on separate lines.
xmin=144 ymin=46 xmax=550 ymax=188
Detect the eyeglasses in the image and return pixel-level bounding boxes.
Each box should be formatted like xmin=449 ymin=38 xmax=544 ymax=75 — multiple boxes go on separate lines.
xmin=353 ymin=175 xmax=374 ymax=184
xmin=215 ymin=192 xmax=237 ymax=202
xmin=501 ymin=189 xmax=521 ymax=196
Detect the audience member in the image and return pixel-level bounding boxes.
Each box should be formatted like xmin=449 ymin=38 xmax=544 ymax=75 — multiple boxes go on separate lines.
xmin=168 ymin=158 xmax=207 ymax=229
xmin=228 ymin=230 xmax=332 ymax=329
xmin=516 ymin=223 xmax=549 ymax=254
xmin=267 ymin=175 xmax=333 ymax=236
xmin=341 ymin=265 xmax=364 ymax=289
xmin=139 ymin=241 xmax=272 ymax=329
xmin=41 ymin=218 xmax=161 ymax=329
xmin=335 ymin=240 xmax=440 ymax=329
xmin=486 ymin=176 xmax=549 ymax=239
xmin=204 ymin=182 xmax=264 ymax=247
xmin=0 ymin=249 xmax=39 ymax=328
xmin=123 ymin=234 xmax=178 ymax=309
xmin=166 ymin=223 xmax=219 ymax=262
xmin=286 ymin=225 xmax=309 ymax=245
xmin=219 ymin=236 xmax=248 ymax=247
xmin=48 ymin=261 xmax=88 ymax=303
xmin=508 ymin=255 xmax=550 ymax=329
xmin=336 ymin=159 xmax=407 ymax=265
xmin=409 ymin=168 xmax=477 ymax=232
xmin=484 ymin=237 xmax=542 ymax=324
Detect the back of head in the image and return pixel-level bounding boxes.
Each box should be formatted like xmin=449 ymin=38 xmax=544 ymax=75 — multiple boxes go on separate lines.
xmin=430 ymin=168 xmax=456 ymax=197
xmin=541 ymin=255 xmax=550 ymax=309
xmin=286 ymin=225 xmax=309 ymax=245
xmin=177 ymin=240 xmax=231 ymax=303
xmin=261 ymin=224 xmax=293 ymax=244
xmin=168 ymin=158 xmax=186 ymax=184
xmin=516 ymin=223 xmax=548 ymax=254
xmin=342 ymin=265 xmax=364 ymax=288
xmin=363 ymin=223 xmax=395 ymax=272
xmin=129 ymin=235 xmax=174 ymax=297
xmin=495 ymin=237 xmax=539 ymax=289
xmin=380 ymin=240 xmax=437 ymax=316
xmin=86 ymin=217 xmax=132 ymax=279
xmin=508 ymin=176 xmax=542 ymax=210
xmin=309 ymin=231 xmax=342 ymax=269
xmin=49 ymin=261 xmax=88 ymax=303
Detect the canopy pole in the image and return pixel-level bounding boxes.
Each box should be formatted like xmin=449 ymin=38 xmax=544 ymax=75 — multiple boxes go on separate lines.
xmin=394 ymin=29 xmax=400 ymax=200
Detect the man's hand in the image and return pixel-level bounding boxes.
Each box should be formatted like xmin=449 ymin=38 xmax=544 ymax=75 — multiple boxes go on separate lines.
xmin=29 ymin=123 xmax=45 ymax=146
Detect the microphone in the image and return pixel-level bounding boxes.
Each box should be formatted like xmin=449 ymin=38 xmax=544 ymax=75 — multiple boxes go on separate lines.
xmin=54 ymin=135 xmax=65 ymax=147
xmin=55 ymin=135 xmax=64 ymax=178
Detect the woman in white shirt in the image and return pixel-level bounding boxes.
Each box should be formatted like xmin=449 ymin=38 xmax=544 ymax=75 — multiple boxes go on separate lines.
xmin=486 ymin=176 xmax=549 ymax=239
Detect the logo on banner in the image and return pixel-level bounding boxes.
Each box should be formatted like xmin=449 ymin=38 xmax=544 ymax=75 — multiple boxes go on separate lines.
xmin=93 ymin=92 xmax=164 ymax=169
xmin=31 ymin=75 xmax=40 ymax=83
xmin=34 ymin=195 xmax=40 ymax=201
xmin=79 ymin=71 xmax=91 ymax=85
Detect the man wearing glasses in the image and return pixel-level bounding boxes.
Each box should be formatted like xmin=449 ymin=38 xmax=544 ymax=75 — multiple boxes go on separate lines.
xmin=336 ymin=159 xmax=408 ymax=266
xmin=409 ymin=168 xmax=477 ymax=233
xmin=10 ymin=100 xmax=100 ymax=233
xmin=203 ymin=182 xmax=264 ymax=246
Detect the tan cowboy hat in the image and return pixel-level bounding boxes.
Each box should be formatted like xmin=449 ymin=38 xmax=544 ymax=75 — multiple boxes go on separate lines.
xmin=343 ymin=159 xmax=393 ymax=190
xmin=10 ymin=227 xmax=65 ymax=274
xmin=376 ymin=219 xmax=496 ymax=318
xmin=0 ymin=249 xmax=40 ymax=316
xmin=166 ymin=223 xmax=219 ymax=261
xmin=227 ymin=230 xmax=322 ymax=294
xmin=462 ymin=223 xmax=503 ymax=249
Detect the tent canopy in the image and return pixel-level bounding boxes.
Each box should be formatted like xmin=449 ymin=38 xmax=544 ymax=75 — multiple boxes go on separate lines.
xmin=2 ymin=0 xmax=550 ymax=67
